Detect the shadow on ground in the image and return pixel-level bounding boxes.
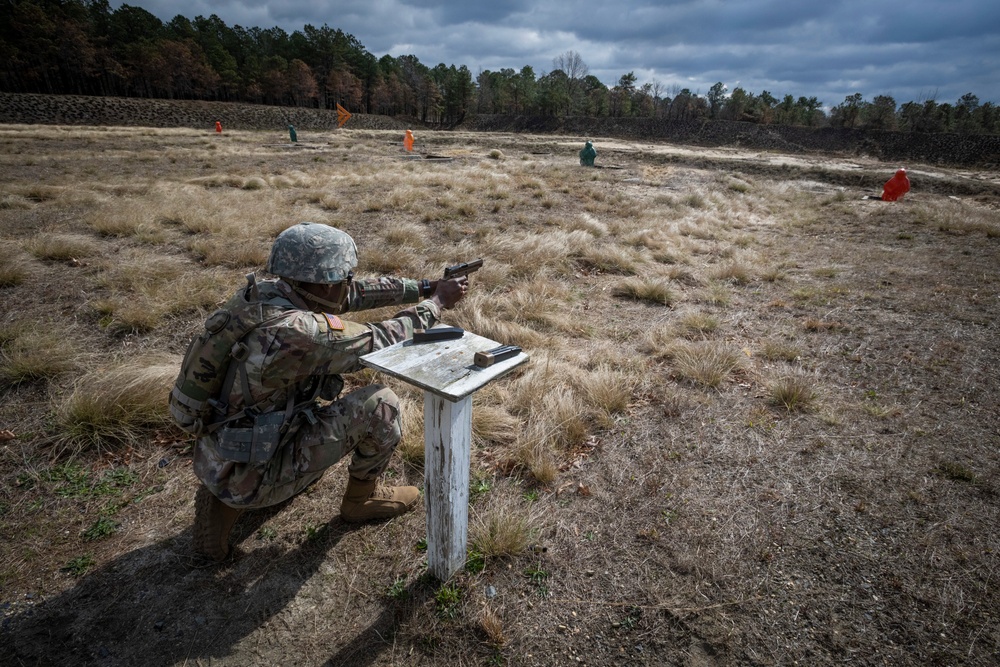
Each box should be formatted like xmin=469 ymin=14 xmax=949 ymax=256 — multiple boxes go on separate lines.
xmin=2 ymin=501 xmax=429 ymax=667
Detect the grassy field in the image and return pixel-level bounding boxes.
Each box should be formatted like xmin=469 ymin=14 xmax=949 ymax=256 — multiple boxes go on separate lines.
xmin=1 ymin=122 xmax=998 ymax=666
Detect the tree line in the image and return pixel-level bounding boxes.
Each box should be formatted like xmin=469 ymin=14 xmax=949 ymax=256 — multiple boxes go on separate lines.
xmin=1 ymin=0 xmax=996 ymax=134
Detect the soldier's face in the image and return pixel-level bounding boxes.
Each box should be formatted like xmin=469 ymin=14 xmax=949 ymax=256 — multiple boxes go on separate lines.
xmin=323 ymin=282 xmax=349 ymax=312
xmin=298 ymin=280 xmax=349 ymax=313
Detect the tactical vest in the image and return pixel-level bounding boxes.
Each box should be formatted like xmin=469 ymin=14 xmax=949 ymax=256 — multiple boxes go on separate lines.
xmin=170 ymin=274 xmax=278 ymax=436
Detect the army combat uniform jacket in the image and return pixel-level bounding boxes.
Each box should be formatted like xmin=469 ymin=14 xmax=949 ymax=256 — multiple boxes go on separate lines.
xmin=193 ymin=276 xmax=440 ymax=507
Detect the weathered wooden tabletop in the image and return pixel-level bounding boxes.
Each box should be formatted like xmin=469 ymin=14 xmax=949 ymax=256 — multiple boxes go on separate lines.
xmin=360 ymin=327 xmax=528 ymax=401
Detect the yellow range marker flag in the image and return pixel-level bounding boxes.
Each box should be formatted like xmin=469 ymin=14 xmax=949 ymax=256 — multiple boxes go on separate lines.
xmin=337 ymin=104 xmax=352 ymax=128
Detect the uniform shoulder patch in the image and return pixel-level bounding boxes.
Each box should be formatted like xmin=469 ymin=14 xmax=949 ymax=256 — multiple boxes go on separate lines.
xmin=324 ymin=313 xmax=345 ymax=331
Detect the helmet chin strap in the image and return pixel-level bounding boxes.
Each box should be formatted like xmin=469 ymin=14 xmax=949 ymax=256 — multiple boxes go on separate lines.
xmin=290 ymin=282 xmax=345 ymax=313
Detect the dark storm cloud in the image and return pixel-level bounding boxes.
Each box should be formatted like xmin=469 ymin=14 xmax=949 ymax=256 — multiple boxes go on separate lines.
xmin=397 ymin=0 xmax=533 ymax=24
xmin=543 ymin=0 xmax=831 ymax=43
xmin=114 ymin=0 xmax=999 ymax=106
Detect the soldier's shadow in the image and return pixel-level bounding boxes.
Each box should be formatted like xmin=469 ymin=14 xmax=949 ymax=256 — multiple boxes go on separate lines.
xmin=3 ymin=500 xmax=370 ymax=666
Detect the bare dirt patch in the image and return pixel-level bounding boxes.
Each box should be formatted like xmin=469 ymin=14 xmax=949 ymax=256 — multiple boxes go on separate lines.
xmin=1 ymin=123 xmax=998 ymax=666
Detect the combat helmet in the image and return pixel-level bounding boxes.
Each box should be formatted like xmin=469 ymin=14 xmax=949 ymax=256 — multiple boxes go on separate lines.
xmin=266 ymin=222 xmax=357 ymax=284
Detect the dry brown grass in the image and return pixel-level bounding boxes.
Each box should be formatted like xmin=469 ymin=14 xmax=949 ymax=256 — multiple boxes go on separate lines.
xmin=710 ymin=259 xmax=755 ymax=284
xmin=469 ymin=491 xmax=540 ymax=557
xmin=188 ymin=236 xmax=270 ymax=267
xmin=676 ymin=311 xmax=720 ymax=338
xmin=578 ymin=364 xmax=635 ymax=418
xmin=0 ymin=325 xmax=78 ymax=384
xmin=450 ymin=293 xmax=549 ymax=350
xmin=767 ymin=373 xmax=817 ymax=411
xmin=472 ymin=403 xmax=521 ymax=448
xmin=513 ymin=426 xmax=559 ymax=483
xmin=700 ymin=280 xmax=732 ymax=306
xmin=88 ymin=252 xmax=233 ymax=332
xmin=0 ymin=193 xmax=34 ymax=209
xmin=23 ymin=234 xmax=99 ymax=261
xmin=760 ymin=338 xmax=802 ymax=362
xmin=53 ymin=361 xmax=177 ymax=452
xmin=84 ymin=196 xmax=168 ymax=241
xmin=0 ymin=257 xmax=31 ymax=287
xmin=611 ymin=276 xmax=676 ymax=306
xmin=2 ymin=122 xmax=999 ymax=667
xmin=479 ymin=607 xmax=506 ymax=646
xmin=573 ymin=242 xmax=644 ymax=274
xmin=669 ymin=340 xmax=745 ymax=388
xmin=537 ymin=385 xmax=589 ymax=449
xmin=395 ymin=394 xmax=425 ymax=465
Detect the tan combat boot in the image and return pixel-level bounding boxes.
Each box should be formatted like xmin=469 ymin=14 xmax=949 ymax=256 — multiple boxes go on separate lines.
xmin=340 ymin=477 xmax=420 ymax=523
xmin=193 ymin=485 xmax=243 ymax=562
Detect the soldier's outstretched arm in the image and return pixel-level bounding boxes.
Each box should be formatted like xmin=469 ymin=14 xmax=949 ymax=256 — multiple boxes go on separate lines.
xmin=342 ymin=277 xmax=421 ymax=312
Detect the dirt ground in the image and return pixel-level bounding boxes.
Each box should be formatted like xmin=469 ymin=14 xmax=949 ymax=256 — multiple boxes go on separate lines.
xmin=1 ymin=124 xmax=998 ymax=667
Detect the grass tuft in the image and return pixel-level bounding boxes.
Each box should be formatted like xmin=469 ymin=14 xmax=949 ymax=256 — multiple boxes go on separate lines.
xmin=470 ymin=496 xmax=539 ymax=558
xmin=612 ymin=277 xmax=676 ymax=306
xmin=473 ymin=404 xmax=522 ymax=448
xmin=701 ymin=281 xmax=731 ymax=306
xmin=768 ymin=374 xmax=817 ymax=411
xmin=676 ymin=312 xmax=720 ymax=338
xmin=579 ymin=364 xmax=634 ymax=418
xmin=358 ymin=246 xmax=422 ymax=276
xmin=514 ymin=431 xmax=559 ymax=484
xmin=0 ymin=326 xmax=77 ymax=384
xmin=574 ymin=244 xmax=642 ymax=274
xmin=0 ymin=259 xmax=31 ymax=287
xmin=479 ymin=607 xmax=506 ymax=646
xmin=760 ymin=339 xmax=802 ymax=362
xmin=670 ymin=341 xmax=744 ymax=388
xmin=188 ymin=236 xmax=269 ymax=268
xmin=24 ymin=234 xmax=99 ymax=261
xmin=0 ymin=194 xmax=34 ymax=209
xmin=934 ymin=461 xmax=977 ymax=483
xmin=54 ymin=362 xmax=178 ymax=452
xmin=711 ymin=261 xmax=754 ymax=285
xmin=92 ymin=266 xmax=231 ymax=333
xmin=395 ymin=394 xmax=425 ymax=466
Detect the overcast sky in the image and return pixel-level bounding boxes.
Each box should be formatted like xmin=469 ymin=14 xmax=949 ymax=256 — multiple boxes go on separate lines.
xmin=116 ymin=0 xmax=999 ymax=108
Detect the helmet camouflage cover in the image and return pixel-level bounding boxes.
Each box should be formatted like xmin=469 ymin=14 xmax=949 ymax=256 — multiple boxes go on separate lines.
xmin=266 ymin=222 xmax=358 ymax=284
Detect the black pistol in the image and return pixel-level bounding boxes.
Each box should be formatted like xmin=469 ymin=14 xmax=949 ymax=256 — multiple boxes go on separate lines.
xmin=443 ymin=259 xmax=484 ymax=279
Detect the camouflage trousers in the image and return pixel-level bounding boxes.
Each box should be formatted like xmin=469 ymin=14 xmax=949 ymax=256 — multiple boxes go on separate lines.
xmin=194 ymin=385 xmax=402 ymax=509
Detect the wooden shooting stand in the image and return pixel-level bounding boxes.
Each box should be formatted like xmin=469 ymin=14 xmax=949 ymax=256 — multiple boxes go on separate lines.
xmin=360 ymin=327 xmax=528 ymax=580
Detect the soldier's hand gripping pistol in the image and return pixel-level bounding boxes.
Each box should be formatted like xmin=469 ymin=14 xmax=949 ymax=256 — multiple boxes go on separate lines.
xmin=417 ymin=259 xmax=482 ymax=310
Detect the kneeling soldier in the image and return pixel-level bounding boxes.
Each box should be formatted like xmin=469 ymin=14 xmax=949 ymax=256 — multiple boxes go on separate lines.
xmin=171 ymin=222 xmax=468 ymax=561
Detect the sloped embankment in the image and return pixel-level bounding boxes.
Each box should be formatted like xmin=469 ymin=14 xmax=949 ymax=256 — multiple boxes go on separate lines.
xmin=2 ymin=92 xmax=998 ymax=167
xmin=0 ymin=92 xmax=411 ymax=132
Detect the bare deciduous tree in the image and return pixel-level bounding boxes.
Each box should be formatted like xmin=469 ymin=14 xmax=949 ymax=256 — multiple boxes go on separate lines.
xmin=553 ymin=50 xmax=589 ymax=115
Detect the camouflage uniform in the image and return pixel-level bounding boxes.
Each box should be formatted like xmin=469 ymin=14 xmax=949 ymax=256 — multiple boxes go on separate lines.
xmin=193 ymin=277 xmax=440 ymax=509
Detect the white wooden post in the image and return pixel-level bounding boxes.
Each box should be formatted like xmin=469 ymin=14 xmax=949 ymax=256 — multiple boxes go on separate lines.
xmin=423 ymin=393 xmax=472 ymax=579
xmin=360 ymin=327 xmax=528 ymax=581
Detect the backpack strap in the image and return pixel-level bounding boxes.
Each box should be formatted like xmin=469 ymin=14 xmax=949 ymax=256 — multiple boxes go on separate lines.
xmin=202 ymin=285 xmax=327 ymax=436
xmin=203 ymin=341 xmax=258 ymax=434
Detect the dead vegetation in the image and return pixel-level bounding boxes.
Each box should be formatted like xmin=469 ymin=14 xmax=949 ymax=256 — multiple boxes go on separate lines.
xmin=1 ymin=122 xmax=999 ymax=667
